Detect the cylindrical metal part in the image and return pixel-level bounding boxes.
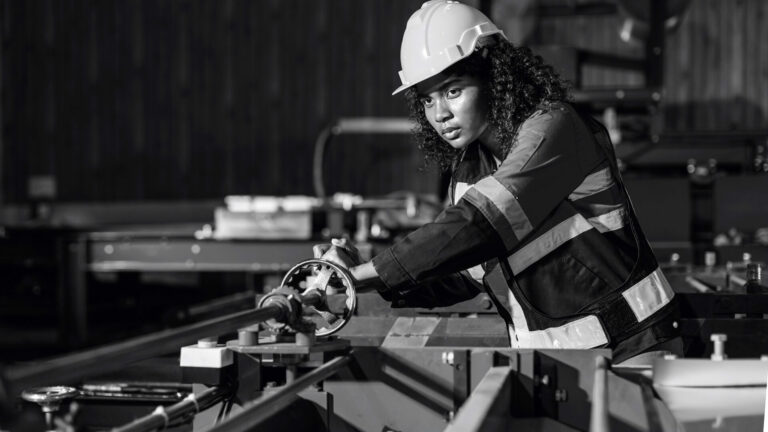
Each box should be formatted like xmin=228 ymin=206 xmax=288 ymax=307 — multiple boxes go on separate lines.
xmin=208 ymin=355 xmax=350 ymax=432
xmin=295 ymin=332 xmax=315 ymax=347
xmin=4 ymin=305 xmax=284 ymax=398
xmin=197 ymin=337 xmax=218 ymax=348
xmin=285 ymin=365 xmax=297 ymax=384
xmin=589 ymin=356 xmax=610 ymax=432
xmin=238 ymin=328 xmax=260 ymax=346
xmin=747 ymin=263 xmax=762 ymax=284
xmin=710 ymin=333 xmax=728 ymax=360
xmin=704 ymin=251 xmax=716 ymax=268
xmin=299 ymin=290 xmax=325 ymax=307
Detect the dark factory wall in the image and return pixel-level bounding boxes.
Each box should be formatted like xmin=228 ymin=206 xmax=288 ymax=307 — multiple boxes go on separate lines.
xmin=0 ymin=0 xmax=431 ymax=203
xmin=1 ymin=0 xmax=766 ymax=204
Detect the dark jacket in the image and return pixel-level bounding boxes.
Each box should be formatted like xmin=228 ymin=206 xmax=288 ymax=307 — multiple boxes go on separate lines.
xmin=372 ymin=102 xmax=679 ymax=362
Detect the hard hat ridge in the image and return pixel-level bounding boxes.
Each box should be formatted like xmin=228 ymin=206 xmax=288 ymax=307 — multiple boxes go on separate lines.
xmin=393 ymin=0 xmax=507 ymax=95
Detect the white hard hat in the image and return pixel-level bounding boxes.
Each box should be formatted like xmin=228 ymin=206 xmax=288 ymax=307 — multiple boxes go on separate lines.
xmin=392 ymin=0 xmax=507 ymax=95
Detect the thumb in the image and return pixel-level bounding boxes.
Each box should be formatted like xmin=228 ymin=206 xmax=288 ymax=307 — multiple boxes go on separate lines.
xmin=313 ymin=244 xmax=331 ymax=259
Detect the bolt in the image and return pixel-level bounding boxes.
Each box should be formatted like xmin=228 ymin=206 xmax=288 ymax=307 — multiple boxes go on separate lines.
xmin=197 ymin=338 xmax=217 ymax=348
xmin=441 ymin=351 xmax=455 ymax=366
xmin=710 ymin=333 xmax=727 ymax=361
xmin=536 ymin=374 xmax=550 ymax=386
xmin=704 ymin=251 xmax=717 ymax=267
xmin=555 ymin=389 xmax=568 ymax=402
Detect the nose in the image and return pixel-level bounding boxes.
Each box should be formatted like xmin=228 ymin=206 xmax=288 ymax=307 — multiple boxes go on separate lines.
xmin=434 ymin=98 xmax=452 ymax=123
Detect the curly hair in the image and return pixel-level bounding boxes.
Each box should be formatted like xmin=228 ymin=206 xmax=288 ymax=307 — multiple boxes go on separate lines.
xmin=404 ymin=39 xmax=571 ymax=171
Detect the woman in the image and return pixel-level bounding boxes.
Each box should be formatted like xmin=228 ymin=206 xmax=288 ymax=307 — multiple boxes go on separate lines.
xmin=323 ymin=0 xmax=680 ymax=363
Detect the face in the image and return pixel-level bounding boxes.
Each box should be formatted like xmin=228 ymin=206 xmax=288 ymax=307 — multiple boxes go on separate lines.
xmin=416 ymin=72 xmax=490 ymax=150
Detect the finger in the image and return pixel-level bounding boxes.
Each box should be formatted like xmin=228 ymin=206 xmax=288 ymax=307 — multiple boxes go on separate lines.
xmin=320 ymin=249 xmax=350 ymax=269
xmin=313 ymin=244 xmax=331 ymax=259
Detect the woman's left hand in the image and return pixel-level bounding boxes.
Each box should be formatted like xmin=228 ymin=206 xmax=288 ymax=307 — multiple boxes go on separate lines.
xmin=312 ymin=238 xmax=363 ymax=269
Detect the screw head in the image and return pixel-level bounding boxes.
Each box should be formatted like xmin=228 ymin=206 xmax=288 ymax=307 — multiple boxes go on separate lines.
xmin=710 ymin=333 xmax=728 ymax=342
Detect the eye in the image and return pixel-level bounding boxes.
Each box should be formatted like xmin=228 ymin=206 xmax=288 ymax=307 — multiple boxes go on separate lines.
xmin=420 ymin=96 xmax=434 ymax=108
xmin=446 ymin=87 xmax=462 ymax=98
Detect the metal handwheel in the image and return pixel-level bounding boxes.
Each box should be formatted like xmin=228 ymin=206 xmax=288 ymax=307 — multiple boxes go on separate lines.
xmin=258 ymin=259 xmax=357 ymax=337
xmin=21 ymin=386 xmax=78 ymax=431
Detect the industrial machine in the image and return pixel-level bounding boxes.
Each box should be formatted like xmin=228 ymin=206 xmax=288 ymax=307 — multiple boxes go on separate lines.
xmin=2 ymin=251 xmax=768 ymax=432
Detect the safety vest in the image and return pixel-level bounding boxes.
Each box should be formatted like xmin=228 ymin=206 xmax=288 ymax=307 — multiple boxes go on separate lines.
xmin=452 ymin=104 xmax=678 ymax=359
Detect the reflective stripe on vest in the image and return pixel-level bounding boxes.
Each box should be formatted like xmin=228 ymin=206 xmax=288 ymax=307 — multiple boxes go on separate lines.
xmin=472 ymin=176 xmax=533 ymax=240
xmin=507 ymin=286 xmax=607 ymax=349
xmin=454 ymin=182 xmax=471 ymax=203
xmin=507 ymin=288 xmax=532 ymax=347
xmin=568 ymin=167 xmax=614 ymax=201
xmin=467 ymin=264 xmax=485 ymax=283
xmin=508 ymin=213 xmax=593 ymax=274
xmin=507 ymin=266 xmax=674 ymax=349
xmin=587 ymin=206 xmax=627 ymax=233
xmin=622 ymin=267 xmax=675 ymax=322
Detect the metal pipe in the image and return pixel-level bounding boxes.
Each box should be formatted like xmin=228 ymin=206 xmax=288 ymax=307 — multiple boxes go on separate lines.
xmin=335 ymin=118 xmax=413 ymax=134
xmin=312 ymin=117 xmax=414 ymax=198
xmin=113 ymin=384 xmax=232 ymax=432
xmin=3 ymin=305 xmax=284 ymax=399
xmin=206 ymin=355 xmax=350 ymax=432
xmin=578 ymin=50 xmax=646 ymax=72
xmin=589 ymin=356 xmax=610 ymax=432
xmin=571 ymin=88 xmax=661 ymax=105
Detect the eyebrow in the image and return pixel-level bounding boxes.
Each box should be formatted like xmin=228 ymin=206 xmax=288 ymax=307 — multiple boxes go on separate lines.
xmin=417 ymin=77 xmax=465 ymax=97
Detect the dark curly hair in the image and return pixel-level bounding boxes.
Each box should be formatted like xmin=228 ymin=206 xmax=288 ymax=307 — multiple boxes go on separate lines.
xmin=405 ymin=39 xmax=571 ymax=171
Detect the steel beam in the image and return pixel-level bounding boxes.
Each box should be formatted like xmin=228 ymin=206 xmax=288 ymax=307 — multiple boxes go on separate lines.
xmin=444 ymin=366 xmax=514 ymax=432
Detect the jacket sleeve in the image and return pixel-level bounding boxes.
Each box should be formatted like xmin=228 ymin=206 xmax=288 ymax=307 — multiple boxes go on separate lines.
xmin=380 ymin=271 xmax=484 ymax=309
xmin=372 ymin=107 xmax=587 ymax=294
xmin=371 ymin=201 xmax=506 ymax=292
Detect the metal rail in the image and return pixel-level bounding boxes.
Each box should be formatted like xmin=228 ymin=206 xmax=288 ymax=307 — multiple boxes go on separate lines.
xmin=113 ymin=384 xmax=232 ymax=432
xmin=205 ymin=355 xmax=351 ymax=432
xmin=2 ymin=305 xmax=283 ymax=399
xmin=444 ymin=366 xmax=514 ymax=432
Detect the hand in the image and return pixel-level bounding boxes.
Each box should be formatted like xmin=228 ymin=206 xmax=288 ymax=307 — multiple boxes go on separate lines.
xmin=312 ymin=238 xmax=363 ymax=269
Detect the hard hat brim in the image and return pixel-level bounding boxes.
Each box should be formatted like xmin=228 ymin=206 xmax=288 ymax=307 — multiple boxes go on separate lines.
xmin=392 ymin=82 xmax=412 ymax=96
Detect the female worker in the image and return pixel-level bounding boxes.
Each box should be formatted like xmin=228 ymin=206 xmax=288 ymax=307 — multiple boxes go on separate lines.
xmin=323 ymin=0 xmax=680 ymax=363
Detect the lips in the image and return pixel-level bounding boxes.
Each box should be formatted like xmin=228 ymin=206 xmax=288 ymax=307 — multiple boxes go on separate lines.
xmin=441 ymin=126 xmax=461 ymax=139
